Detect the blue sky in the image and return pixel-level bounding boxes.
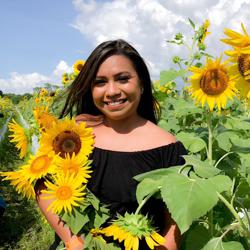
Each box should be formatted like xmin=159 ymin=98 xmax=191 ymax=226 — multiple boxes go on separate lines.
xmin=0 ymin=0 xmax=90 ymax=77
xmin=0 ymin=0 xmax=249 ymax=94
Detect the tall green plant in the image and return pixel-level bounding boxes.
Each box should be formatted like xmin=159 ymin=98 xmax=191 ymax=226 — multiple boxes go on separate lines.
xmin=140 ymin=19 xmax=250 ymax=249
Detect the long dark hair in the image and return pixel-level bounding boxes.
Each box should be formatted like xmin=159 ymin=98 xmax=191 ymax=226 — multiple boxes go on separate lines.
xmin=60 ymin=39 xmax=160 ymax=124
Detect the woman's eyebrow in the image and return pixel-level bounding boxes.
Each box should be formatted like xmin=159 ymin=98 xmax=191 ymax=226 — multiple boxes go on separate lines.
xmin=96 ymin=71 xmax=131 ymax=78
xmin=95 ymin=75 xmax=107 ymax=79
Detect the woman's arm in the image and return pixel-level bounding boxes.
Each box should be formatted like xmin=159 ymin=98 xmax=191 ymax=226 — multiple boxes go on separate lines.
xmin=156 ymin=210 xmax=181 ymax=250
xmin=35 ymin=180 xmax=84 ymax=250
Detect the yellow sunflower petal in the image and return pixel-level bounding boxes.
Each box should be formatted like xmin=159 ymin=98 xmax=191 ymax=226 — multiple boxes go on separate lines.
xmin=145 ymin=235 xmax=158 ymax=249
xmin=150 ymin=231 xmax=166 ymax=245
xmin=73 ymin=60 xmax=85 ymax=75
xmin=41 ymin=174 xmax=86 ymax=214
xmin=188 ymin=57 xmax=237 ymax=111
xmin=8 ymin=119 xmax=28 ymax=158
xmin=39 ymin=118 xmax=94 ymax=158
xmin=132 ymin=236 xmax=139 ymax=250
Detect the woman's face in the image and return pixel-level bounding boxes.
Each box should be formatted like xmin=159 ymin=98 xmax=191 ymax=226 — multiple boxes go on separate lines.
xmin=91 ymin=55 xmax=142 ymax=121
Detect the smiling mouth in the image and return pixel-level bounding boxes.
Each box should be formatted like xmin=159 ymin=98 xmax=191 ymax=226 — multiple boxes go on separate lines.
xmin=104 ymin=99 xmax=127 ymax=106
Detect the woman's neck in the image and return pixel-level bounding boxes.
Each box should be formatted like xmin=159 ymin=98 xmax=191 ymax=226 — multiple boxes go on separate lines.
xmin=103 ymin=114 xmax=147 ymax=134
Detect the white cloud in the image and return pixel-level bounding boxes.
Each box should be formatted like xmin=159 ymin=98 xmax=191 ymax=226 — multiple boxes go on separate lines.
xmin=0 ymin=60 xmax=72 ymax=94
xmin=71 ymin=0 xmax=250 ymax=83
xmin=53 ymin=60 xmax=72 ymax=78
xmin=3 ymin=0 xmax=250 ymax=94
xmin=72 ymin=0 xmax=187 ymax=79
xmin=0 ymin=72 xmax=50 ymax=94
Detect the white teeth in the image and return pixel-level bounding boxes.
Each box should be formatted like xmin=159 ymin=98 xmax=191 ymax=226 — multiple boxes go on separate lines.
xmin=107 ymin=100 xmax=124 ymax=106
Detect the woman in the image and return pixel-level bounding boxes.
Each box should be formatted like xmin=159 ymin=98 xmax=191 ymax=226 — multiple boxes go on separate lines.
xmin=36 ymin=39 xmax=186 ymax=250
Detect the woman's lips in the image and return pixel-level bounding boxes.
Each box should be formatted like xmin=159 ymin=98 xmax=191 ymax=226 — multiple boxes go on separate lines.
xmin=104 ymin=99 xmax=127 ymax=110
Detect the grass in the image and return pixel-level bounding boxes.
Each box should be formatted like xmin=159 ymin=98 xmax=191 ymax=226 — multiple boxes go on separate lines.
xmin=0 ymin=183 xmax=55 ymax=250
xmin=0 ymin=128 xmax=55 ymax=250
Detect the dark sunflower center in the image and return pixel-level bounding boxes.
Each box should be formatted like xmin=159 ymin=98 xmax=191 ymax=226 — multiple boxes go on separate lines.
xmin=238 ymin=54 xmax=250 ymax=81
xmin=77 ymin=64 xmax=83 ymax=71
xmin=200 ymin=68 xmax=228 ymax=95
xmin=53 ymin=130 xmax=81 ymax=158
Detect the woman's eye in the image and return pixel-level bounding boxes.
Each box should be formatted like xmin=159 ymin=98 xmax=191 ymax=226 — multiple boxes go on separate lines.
xmin=118 ymin=76 xmax=130 ymax=83
xmin=94 ymin=79 xmax=106 ymax=86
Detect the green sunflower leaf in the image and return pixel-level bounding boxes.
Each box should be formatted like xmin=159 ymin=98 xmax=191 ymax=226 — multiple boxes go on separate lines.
xmin=230 ymin=137 xmax=250 ymax=154
xmin=182 ymin=224 xmax=210 ymax=250
xmin=183 ymin=155 xmax=221 ymax=178
xmin=84 ymin=234 xmax=121 ymax=250
xmin=201 ymin=238 xmax=245 ymax=250
xmin=62 ymin=208 xmax=89 ymax=234
xmin=176 ymin=132 xmax=206 ymax=153
xmin=188 ymin=18 xmax=196 ymax=29
xmin=134 ymin=165 xmax=183 ymax=182
xmin=160 ymin=69 xmax=186 ymax=85
xmin=136 ymin=178 xmax=162 ymax=204
xmin=160 ymin=173 xmax=232 ymax=233
xmin=223 ymin=117 xmax=250 ymax=131
xmin=216 ymin=131 xmax=239 ymax=152
xmin=86 ymin=188 xmax=100 ymax=211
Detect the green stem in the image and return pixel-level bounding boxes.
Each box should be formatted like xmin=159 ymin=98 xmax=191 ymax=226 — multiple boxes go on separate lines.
xmin=207 ymin=112 xmax=213 ymax=166
xmin=135 ymin=190 xmax=158 ymax=216
xmin=214 ymin=152 xmax=233 ymax=169
xmin=220 ymin=224 xmax=236 ymax=239
xmin=208 ymin=210 xmax=214 ymax=237
xmin=217 ymin=192 xmax=249 ymax=235
xmin=230 ymin=177 xmax=236 ymax=200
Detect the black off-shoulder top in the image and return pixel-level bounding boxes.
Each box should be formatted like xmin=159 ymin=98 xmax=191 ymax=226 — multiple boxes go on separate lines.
xmin=87 ymin=141 xmax=187 ymax=233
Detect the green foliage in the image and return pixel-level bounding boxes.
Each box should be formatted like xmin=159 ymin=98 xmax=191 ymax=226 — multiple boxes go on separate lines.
xmin=0 ymin=117 xmax=21 ymax=169
xmin=160 ymin=69 xmax=186 ymax=85
xmin=202 ymin=238 xmax=245 ymax=250
xmin=149 ymin=87 xmax=250 ymax=248
xmin=161 ymin=174 xmax=232 ymax=234
xmin=144 ymin=19 xmax=250 ymax=248
xmin=84 ymin=234 xmax=120 ymax=250
xmin=0 ymin=183 xmax=54 ymax=250
xmin=176 ymin=132 xmax=207 ymax=153
xmin=61 ymin=189 xmax=110 ymax=235
xmin=4 ymin=93 xmax=32 ymax=105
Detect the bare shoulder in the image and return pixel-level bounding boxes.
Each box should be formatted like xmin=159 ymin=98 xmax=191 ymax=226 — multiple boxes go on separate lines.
xmin=145 ymin=121 xmax=177 ymax=145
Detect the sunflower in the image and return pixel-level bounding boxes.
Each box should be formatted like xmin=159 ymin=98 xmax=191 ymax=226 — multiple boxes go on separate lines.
xmin=0 ymin=170 xmax=35 ymax=199
xmin=54 ymin=153 xmax=92 ymax=183
xmin=39 ymin=88 xmax=48 ymax=97
xmin=0 ymin=97 xmax=12 ymax=111
xmin=188 ymin=57 xmax=237 ymax=111
xmin=198 ymin=19 xmax=211 ymax=44
xmin=221 ymin=23 xmax=250 ymax=48
xmin=146 ymin=232 xmax=166 ymax=249
xmin=98 ymin=213 xmax=165 ymax=250
xmin=41 ymin=174 xmax=86 ymax=214
xmin=222 ymin=45 xmax=250 ymax=100
xmin=62 ymin=73 xmax=71 ymax=85
xmin=8 ymin=119 xmax=29 ymax=159
xmin=101 ymin=224 xmax=139 ymax=250
xmin=73 ymin=60 xmax=85 ymax=75
xmin=39 ymin=118 xmax=94 ymax=158
xmin=33 ymin=106 xmax=57 ymax=131
xmin=20 ymin=153 xmax=56 ymax=183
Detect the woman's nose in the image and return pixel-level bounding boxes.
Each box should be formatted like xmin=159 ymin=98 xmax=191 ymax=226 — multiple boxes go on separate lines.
xmin=106 ymin=82 xmax=121 ymax=96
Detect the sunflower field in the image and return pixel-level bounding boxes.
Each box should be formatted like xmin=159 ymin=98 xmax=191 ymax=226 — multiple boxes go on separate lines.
xmin=0 ymin=20 xmax=250 ymax=250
